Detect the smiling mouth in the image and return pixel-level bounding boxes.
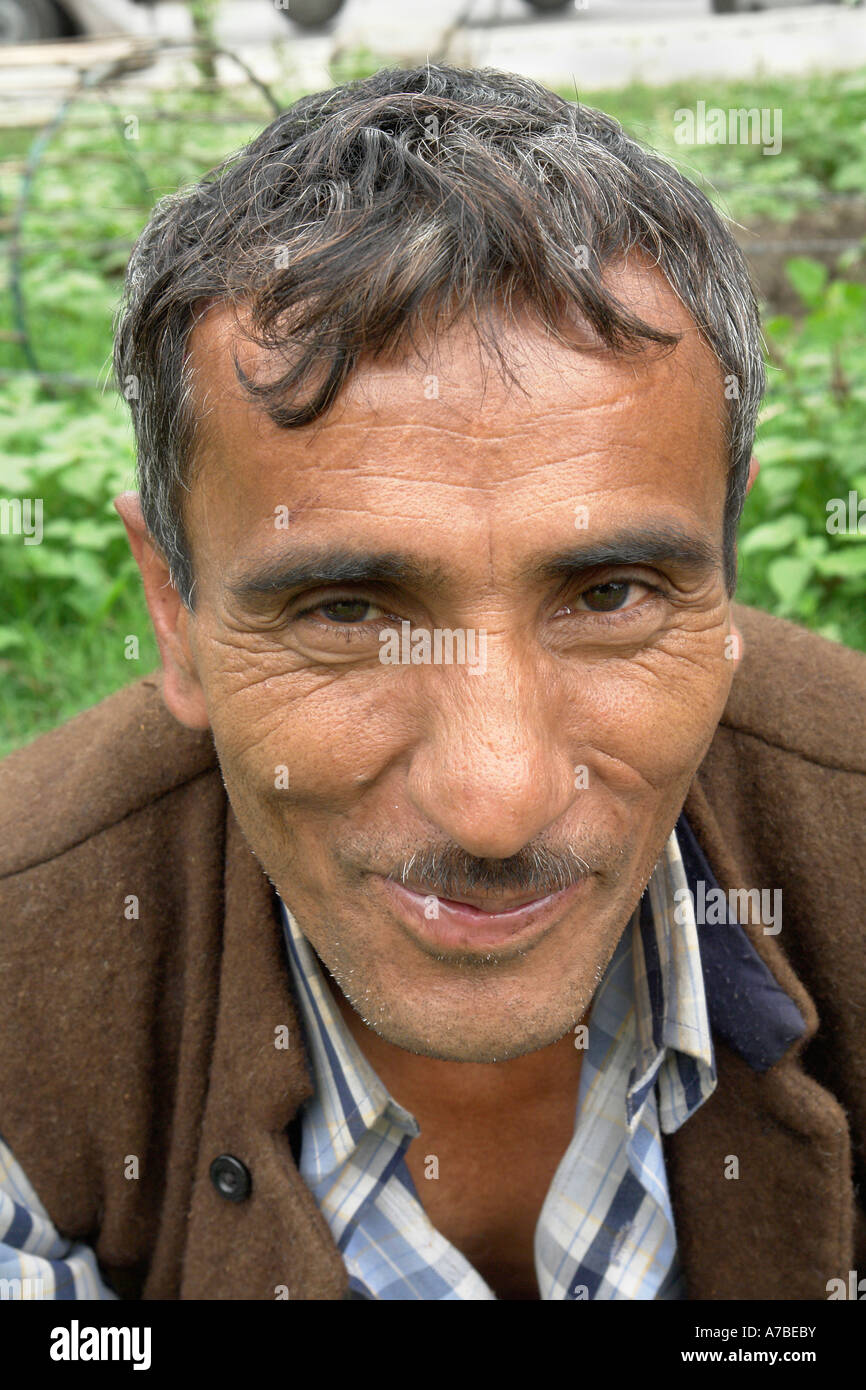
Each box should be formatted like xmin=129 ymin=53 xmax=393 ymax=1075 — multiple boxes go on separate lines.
xmin=375 ymin=873 xmax=589 ymax=954
xmin=398 ymin=884 xmax=565 ymax=916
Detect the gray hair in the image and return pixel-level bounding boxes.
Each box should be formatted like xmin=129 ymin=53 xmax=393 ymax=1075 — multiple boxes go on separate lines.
xmin=113 ymin=62 xmax=765 ymax=607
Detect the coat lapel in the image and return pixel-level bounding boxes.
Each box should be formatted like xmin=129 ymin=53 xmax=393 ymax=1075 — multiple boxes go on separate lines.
xmin=180 ymin=804 xmax=348 ymax=1300
xmin=669 ymin=780 xmax=855 ymax=1299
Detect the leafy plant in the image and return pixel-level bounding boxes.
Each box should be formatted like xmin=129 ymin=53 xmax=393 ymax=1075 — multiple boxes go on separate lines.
xmin=737 ymin=259 xmax=866 ymax=646
xmin=0 ymin=379 xmax=159 ymax=755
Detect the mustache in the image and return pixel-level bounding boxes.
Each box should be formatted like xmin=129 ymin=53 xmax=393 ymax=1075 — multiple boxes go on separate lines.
xmin=382 ymin=839 xmax=624 ymax=901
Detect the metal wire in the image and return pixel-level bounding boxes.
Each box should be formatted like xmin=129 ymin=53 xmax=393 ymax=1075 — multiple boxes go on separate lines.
xmin=0 ymin=39 xmax=282 ymax=384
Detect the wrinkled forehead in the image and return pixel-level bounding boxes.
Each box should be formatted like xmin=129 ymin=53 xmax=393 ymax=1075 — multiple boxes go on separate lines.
xmin=178 ymin=258 xmax=729 ymax=588
xmin=184 ymin=256 xmax=725 ymax=456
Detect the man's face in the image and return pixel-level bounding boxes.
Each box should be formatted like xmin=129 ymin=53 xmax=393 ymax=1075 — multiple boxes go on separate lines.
xmin=155 ymin=261 xmax=737 ymax=1063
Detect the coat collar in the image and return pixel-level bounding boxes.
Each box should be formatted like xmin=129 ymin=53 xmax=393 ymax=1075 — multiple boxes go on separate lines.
xmin=668 ymin=779 xmax=855 ymax=1298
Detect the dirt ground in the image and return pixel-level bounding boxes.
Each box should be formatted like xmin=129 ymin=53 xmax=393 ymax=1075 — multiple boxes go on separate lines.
xmin=733 ymin=197 xmax=866 ymax=317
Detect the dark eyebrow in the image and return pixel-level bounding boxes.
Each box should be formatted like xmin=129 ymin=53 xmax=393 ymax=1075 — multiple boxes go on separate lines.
xmin=227 ymin=523 xmax=721 ymax=605
xmin=227 ymin=548 xmax=450 ymax=602
xmin=521 ymin=523 xmax=722 ymax=585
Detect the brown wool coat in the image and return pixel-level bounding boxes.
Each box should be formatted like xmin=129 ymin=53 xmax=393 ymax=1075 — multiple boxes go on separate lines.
xmin=0 ymin=603 xmax=864 ymax=1301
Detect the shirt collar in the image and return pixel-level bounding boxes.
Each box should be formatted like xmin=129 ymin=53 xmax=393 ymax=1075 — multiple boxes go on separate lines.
xmin=280 ymin=904 xmax=418 ymax=1176
xmin=626 ymin=823 xmax=716 ymax=1134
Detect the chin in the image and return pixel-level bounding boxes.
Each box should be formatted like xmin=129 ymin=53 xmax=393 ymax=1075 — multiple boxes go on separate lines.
xmin=341 ymin=979 xmax=588 ymax=1064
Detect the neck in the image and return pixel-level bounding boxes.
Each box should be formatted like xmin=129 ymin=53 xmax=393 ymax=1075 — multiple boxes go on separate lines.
xmin=322 ymin=967 xmax=587 ymax=1122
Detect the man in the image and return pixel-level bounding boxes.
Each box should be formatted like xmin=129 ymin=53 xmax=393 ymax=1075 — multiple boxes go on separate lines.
xmin=0 ymin=62 xmax=864 ymax=1302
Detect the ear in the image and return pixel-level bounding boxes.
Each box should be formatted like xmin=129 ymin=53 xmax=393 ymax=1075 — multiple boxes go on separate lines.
xmin=114 ymin=491 xmax=210 ymax=730
xmin=745 ymin=453 xmax=759 ymax=495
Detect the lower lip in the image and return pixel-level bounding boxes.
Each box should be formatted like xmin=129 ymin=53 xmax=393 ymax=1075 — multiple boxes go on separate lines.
xmin=376 ymin=875 xmax=587 ymax=952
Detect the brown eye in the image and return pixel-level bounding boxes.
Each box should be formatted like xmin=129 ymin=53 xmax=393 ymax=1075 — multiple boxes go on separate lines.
xmin=315 ymin=599 xmax=378 ymax=624
xmin=580 ymin=581 xmax=633 ymax=612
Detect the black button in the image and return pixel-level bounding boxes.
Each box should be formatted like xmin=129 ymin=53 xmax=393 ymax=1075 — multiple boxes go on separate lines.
xmin=210 ymin=1154 xmax=252 ymax=1203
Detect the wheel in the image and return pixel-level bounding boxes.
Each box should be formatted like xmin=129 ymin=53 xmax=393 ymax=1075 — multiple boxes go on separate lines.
xmin=276 ymin=0 xmax=345 ymax=29
xmin=522 ymin=0 xmax=573 ymax=11
xmin=710 ymin=0 xmax=739 ymax=12
xmin=0 ymin=0 xmax=75 ymax=41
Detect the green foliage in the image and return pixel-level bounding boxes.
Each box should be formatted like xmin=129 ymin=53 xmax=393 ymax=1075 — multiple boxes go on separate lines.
xmin=735 ymin=262 xmax=866 ymax=648
xmin=0 ymin=377 xmax=135 ymax=616
xmin=0 ymin=379 xmax=159 ymax=755
xmin=583 ymin=68 xmax=866 ymax=226
xmin=0 ymin=58 xmax=864 ymax=756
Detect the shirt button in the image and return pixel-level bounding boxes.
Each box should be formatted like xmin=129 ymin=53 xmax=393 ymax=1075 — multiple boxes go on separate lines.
xmin=210 ymin=1154 xmax=252 ymax=1203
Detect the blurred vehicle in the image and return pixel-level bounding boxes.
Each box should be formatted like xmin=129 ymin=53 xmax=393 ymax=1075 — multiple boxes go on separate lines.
xmin=0 ymin=0 xmax=79 ymax=40
xmin=710 ymin=0 xmax=857 ymax=9
xmin=0 ymin=0 xmax=347 ymax=43
xmin=0 ymin=0 xmax=859 ymax=44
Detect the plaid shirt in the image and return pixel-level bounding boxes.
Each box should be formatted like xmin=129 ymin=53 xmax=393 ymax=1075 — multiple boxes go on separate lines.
xmin=0 ymin=815 xmax=805 ymax=1299
xmin=282 ymin=820 xmax=714 ymax=1300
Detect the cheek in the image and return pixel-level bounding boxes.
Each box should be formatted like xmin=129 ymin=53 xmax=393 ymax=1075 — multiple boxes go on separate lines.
xmin=567 ymin=642 xmax=734 ymax=799
xmin=202 ymin=660 xmax=412 ymax=816
xmin=198 ymin=622 xmax=733 ymax=827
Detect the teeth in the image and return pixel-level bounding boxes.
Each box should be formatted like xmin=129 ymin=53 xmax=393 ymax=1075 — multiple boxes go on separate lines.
xmin=444 ymin=895 xmax=538 ymax=913
xmin=402 ymin=882 xmax=550 ymax=913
